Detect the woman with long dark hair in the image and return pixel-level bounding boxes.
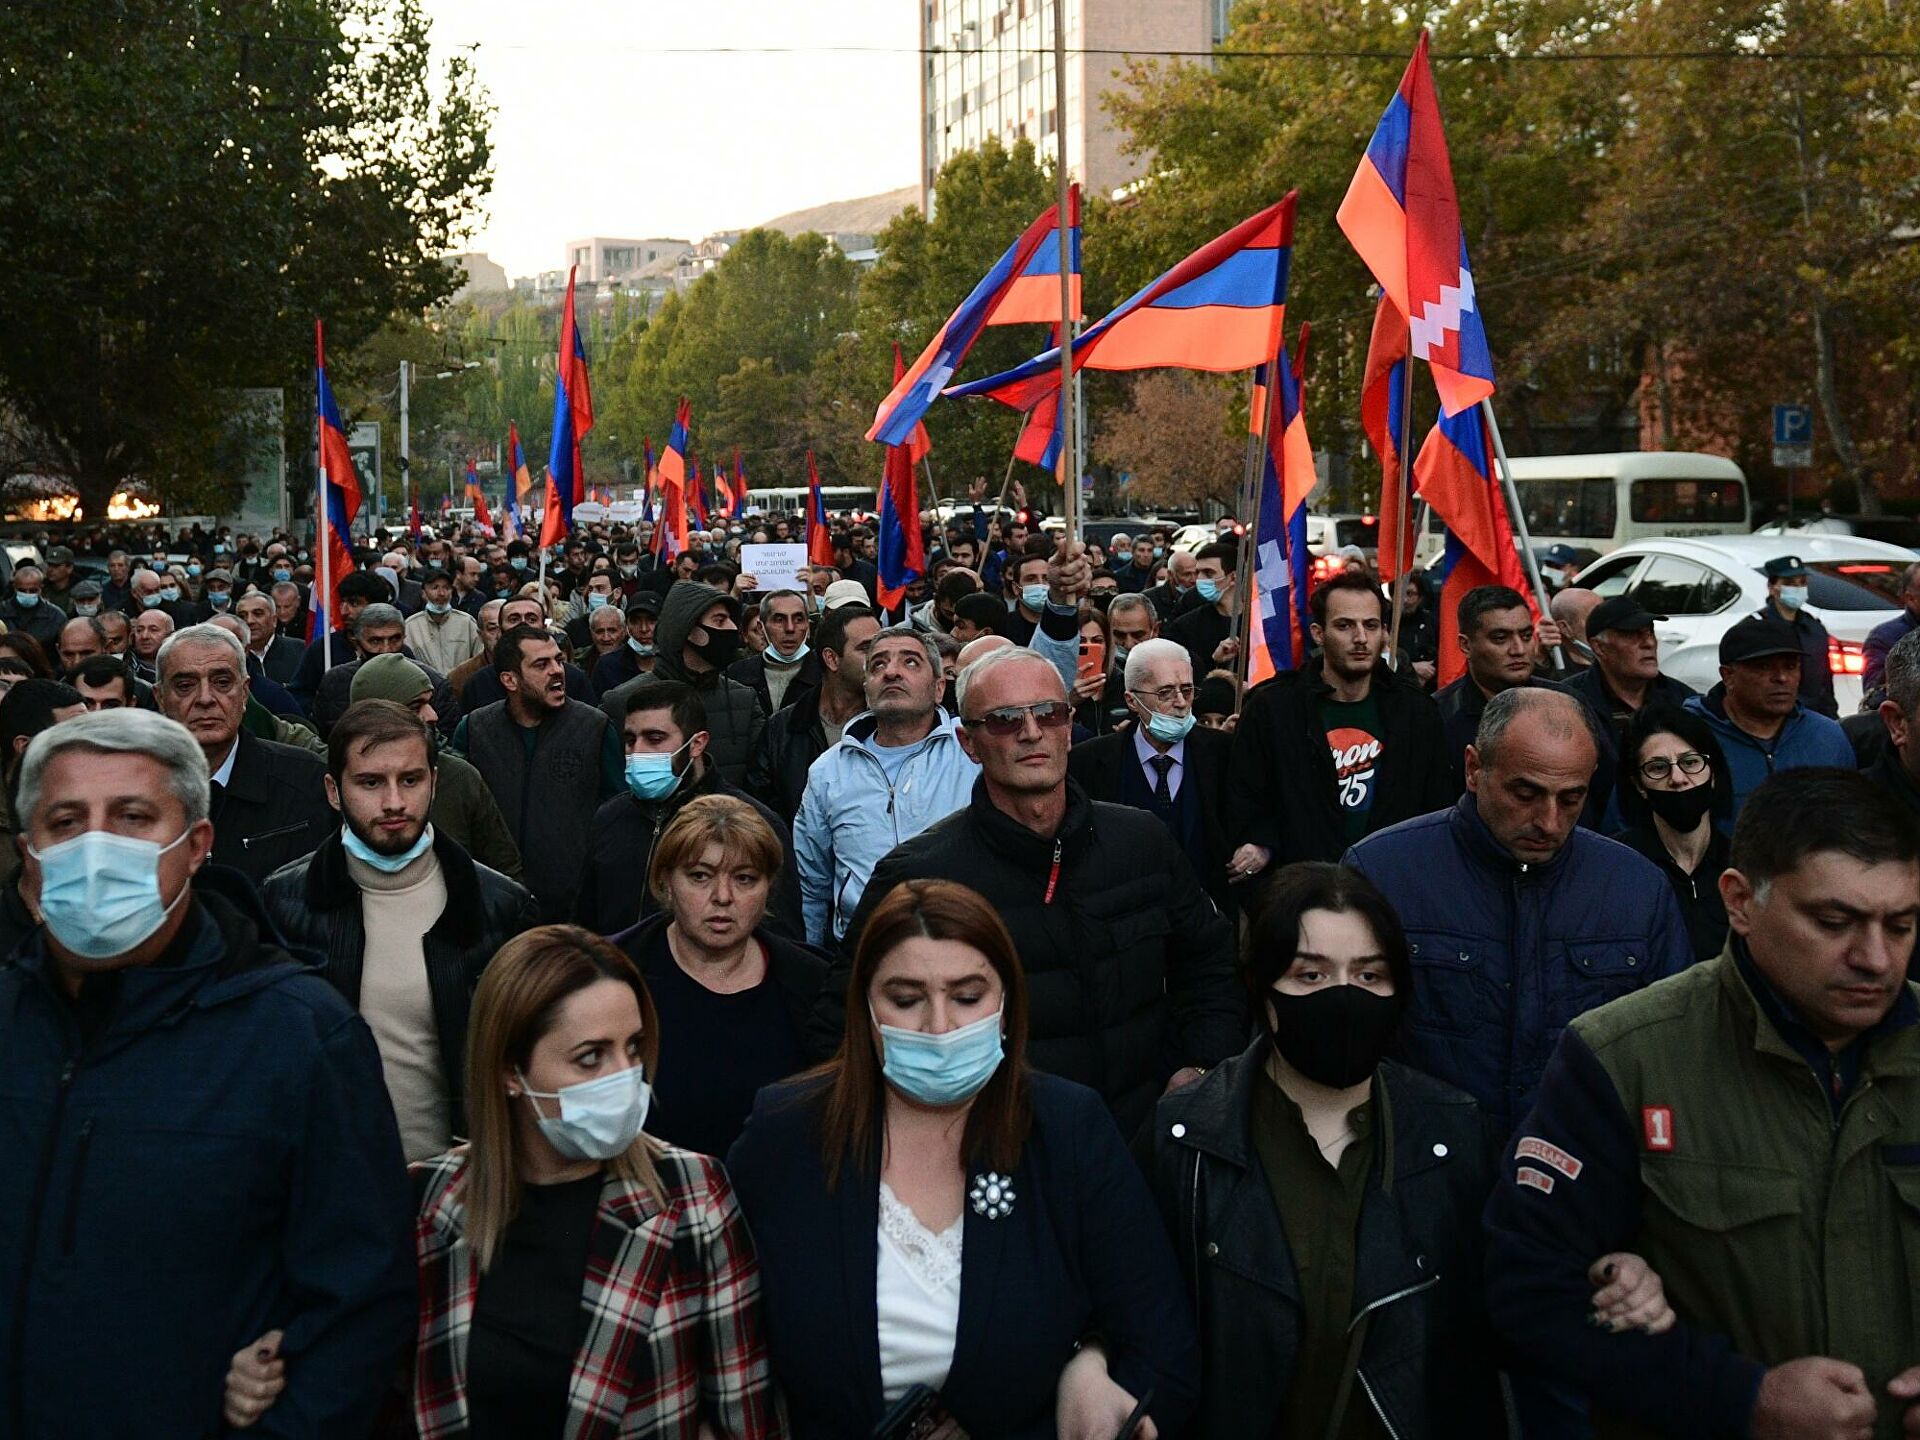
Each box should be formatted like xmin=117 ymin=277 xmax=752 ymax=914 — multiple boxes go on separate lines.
xmin=726 ymin=878 xmax=1198 ymax=1439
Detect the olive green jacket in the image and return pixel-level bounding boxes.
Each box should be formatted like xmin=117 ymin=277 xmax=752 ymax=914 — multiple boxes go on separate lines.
xmin=1486 ymin=948 xmax=1920 ymax=1439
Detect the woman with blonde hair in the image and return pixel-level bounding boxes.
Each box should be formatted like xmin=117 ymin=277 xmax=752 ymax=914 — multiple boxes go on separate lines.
xmin=225 ymin=923 xmax=786 ymax=1438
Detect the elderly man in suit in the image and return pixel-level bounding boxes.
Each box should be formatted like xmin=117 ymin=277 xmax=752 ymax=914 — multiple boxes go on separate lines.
xmin=155 ymin=623 xmax=333 ymax=884
xmin=1067 ymin=637 xmax=1237 ymax=913
xmin=236 ymin=590 xmax=305 ymax=685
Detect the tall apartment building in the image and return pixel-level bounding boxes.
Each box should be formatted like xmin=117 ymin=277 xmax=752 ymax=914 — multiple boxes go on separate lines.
xmin=918 ymin=0 xmax=1225 ymax=213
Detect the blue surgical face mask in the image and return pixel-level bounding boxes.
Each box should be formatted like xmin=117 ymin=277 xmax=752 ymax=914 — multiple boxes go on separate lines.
xmin=628 ymin=637 xmax=655 ymax=657
xmin=510 ymin=556 xmax=529 ymax=572
xmin=1020 ymin=583 xmax=1050 ymax=612
xmin=767 ymin=640 xmax=809 ymax=665
xmin=341 ymin=821 xmax=433 ymax=874
xmin=214 ymin=544 xmax=226 ymax=555
xmin=186 ymin=564 xmax=202 ymax=578
xmin=517 ymin=1065 xmax=651 ymax=1161
xmin=1196 ymin=577 xmax=1222 ymax=604
xmin=1144 ymin=707 xmax=1197 ymax=745
xmin=1779 ymin=584 xmax=1809 ymax=612
xmin=271 ymin=568 xmax=292 ymax=584
xmin=624 ymin=740 xmax=689 ymax=801
xmin=208 ymin=591 xmax=231 ymax=609
xmin=159 ymin=585 xmax=181 ymax=603
xmin=874 ymin=1006 xmax=1005 ymax=1107
xmin=75 ymin=603 xmax=99 ymax=618
xmin=587 ymin=591 xmax=610 ymax=610
xmin=425 ymin=600 xmax=451 ymax=617
xmin=1154 ymin=545 xmax=1165 ymax=559
xmin=13 ymin=591 xmax=37 ymax=609
xmin=30 ymin=827 xmax=194 ymax=961
xmin=140 ymin=591 xmax=164 ymax=609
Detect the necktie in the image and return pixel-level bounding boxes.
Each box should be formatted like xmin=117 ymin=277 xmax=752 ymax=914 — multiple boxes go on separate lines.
xmin=1149 ymin=754 xmax=1174 ymax=806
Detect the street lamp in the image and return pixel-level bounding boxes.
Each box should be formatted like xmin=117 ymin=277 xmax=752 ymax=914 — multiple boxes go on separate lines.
xmin=399 ymin=359 xmax=484 ymax=530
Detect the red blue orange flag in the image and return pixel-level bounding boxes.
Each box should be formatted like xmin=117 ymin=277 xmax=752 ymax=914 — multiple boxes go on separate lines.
xmin=1361 ymin=296 xmax=1415 ymax=578
xmin=805 ymin=450 xmax=834 ymax=567
xmin=1248 ymin=332 xmax=1316 ymax=685
xmin=504 ymin=422 xmax=533 ymax=539
xmin=949 ymin=193 xmax=1297 ymax=410
xmin=730 ymin=449 xmax=748 ymax=519
xmin=1337 ymin=32 xmax=1495 ymax=419
xmin=640 ymin=437 xmax=656 ymax=525
xmin=1416 ymin=405 xmax=1531 ymax=686
xmin=653 ymin=399 xmax=691 ymax=560
xmin=1013 ymin=327 xmax=1065 ymax=471
xmin=868 ymin=185 xmax=1081 ymax=447
xmin=690 ymin=460 xmax=710 ymax=528
xmin=877 ymin=348 xmax=927 ymax=612
xmin=464 ymin=460 xmax=494 ymax=535
xmin=313 ymin=320 xmax=360 ymax=647
xmin=541 ymin=266 xmax=594 ymax=546
xmin=409 ymin=492 xmax=422 ymax=541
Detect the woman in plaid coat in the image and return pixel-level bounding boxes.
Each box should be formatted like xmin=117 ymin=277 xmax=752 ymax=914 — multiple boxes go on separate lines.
xmin=225 ymin=925 xmax=787 ymax=1439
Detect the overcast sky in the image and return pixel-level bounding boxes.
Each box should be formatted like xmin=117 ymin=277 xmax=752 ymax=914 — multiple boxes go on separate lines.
xmin=419 ymin=0 xmax=923 ymax=278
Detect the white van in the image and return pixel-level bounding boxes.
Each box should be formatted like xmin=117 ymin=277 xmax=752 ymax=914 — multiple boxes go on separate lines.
xmin=1415 ymin=451 xmax=1749 ymax=562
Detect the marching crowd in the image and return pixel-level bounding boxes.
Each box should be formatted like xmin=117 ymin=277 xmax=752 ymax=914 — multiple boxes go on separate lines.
xmin=5 ymin=498 xmax=1920 ymax=1439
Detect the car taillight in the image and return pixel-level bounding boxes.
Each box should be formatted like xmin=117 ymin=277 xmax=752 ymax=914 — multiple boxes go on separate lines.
xmin=1829 ymin=639 xmax=1865 ymax=676
xmin=1310 ymin=554 xmax=1342 ymax=583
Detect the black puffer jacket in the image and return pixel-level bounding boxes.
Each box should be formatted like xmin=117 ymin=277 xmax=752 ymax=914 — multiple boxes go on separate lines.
xmin=259 ymin=829 xmax=539 ymax=1134
xmin=823 ymin=778 xmax=1244 ymax=1137
xmin=599 ymin=581 xmax=766 ymax=785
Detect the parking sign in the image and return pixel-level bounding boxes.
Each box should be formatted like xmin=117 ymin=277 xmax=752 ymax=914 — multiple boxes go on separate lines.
xmin=1771 ymin=404 xmax=1813 ymax=469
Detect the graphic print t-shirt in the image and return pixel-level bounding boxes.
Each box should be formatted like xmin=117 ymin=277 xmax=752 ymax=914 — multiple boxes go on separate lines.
xmin=1321 ymin=693 xmax=1384 ymax=844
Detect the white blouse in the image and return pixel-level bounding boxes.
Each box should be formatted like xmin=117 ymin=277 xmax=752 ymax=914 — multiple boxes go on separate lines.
xmin=875 ymin=1180 xmax=964 ymax=1403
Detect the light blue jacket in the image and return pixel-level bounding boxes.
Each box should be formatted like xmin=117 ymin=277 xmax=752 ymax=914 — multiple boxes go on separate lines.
xmin=794 ymin=710 xmax=981 ymax=943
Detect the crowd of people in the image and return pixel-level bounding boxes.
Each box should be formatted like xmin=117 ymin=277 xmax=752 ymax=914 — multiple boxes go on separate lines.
xmin=4 ymin=497 xmax=1920 ymax=1439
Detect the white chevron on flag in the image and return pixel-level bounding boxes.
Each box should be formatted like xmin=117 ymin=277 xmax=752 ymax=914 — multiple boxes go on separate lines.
xmin=1255 ymin=537 xmax=1290 ymax=622
xmin=1409 ymin=267 xmax=1477 ymax=361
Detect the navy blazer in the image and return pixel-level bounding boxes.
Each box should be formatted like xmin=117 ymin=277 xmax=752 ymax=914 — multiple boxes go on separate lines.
xmin=725 ymin=1070 xmax=1199 ymax=1440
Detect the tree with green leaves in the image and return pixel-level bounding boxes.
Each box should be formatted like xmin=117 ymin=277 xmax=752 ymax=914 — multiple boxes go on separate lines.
xmin=0 ymin=0 xmax=492 ymax=519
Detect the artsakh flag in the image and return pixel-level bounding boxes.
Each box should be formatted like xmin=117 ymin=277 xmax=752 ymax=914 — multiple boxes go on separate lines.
xmin=1362 ymin=296 xmax=1415 ymax=579
xmin=805 ymin=449 xmax=834 ymax=567
xmin=876 ymin=348 xmax=927 ymax=612
xmin=868 ymin=185 xmax=1081 ymax=446
xmin=540 ymin=266 xmax=594 ymax=546
xmin=313 ymin=320 xmax=360 ymax=647
xmin=1247 ymin=331 xmax=1317 ymax=686
xmin=653 ymin=398 xmax=691 ymax=560
xmin=950 ymin=192 xmax=1297 ymax=410
xmin=1337 ymin=32 xmax=1496 ymax=418
xmin=1415 ymin=405 xmax=1532 ymax=686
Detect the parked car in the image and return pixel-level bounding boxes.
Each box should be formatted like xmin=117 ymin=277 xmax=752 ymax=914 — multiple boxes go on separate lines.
xmin=1753 ymin=514 xmax=1920 ymax=551
xmin=1570 ymin=533 xmax=1911 ymax=713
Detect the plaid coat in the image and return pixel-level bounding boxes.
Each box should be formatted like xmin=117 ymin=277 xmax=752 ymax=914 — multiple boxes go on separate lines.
xmin=411 ymin=1147 xmax=787 ymax=1439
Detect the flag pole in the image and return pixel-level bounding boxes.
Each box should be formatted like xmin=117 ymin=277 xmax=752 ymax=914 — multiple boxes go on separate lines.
xmin=1051 ymin=0 xmax=1077 ymax=550
xmin=315 ymin=320 xmax=335 ymax=674
xmin=1229 ymin=373 xmax=1265 ymax=696
xmin=1385 ymin=341 xmax=1416 ymax=668
xmin=1479 ymin=397 xmax=1565 ymax=671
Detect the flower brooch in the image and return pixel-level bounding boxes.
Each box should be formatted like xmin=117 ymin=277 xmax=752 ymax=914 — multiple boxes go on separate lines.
xmin=969 ymin=1172 xmax=1015 ymax=1220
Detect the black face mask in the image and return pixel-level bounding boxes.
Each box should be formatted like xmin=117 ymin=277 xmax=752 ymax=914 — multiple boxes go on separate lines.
xmin=1266 ymin=984 xmax=1403 ymax=1089
xmin=1643 ymin=781 xmax=1715 ymax=832
xmin=690 ymin=625 xmax=744 ymax=669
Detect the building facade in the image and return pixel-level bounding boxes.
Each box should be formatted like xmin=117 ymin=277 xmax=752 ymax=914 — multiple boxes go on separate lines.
xmin=918 ymin=0 xmax=1221 ymax=213
xmin=561 ymin=237 xmax=693 ymax=285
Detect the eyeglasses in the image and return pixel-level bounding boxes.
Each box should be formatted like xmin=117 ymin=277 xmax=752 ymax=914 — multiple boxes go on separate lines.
xmin=964 ymin=700 xmax=1075 ymax=736
xmin=1638 ymin=752 xmax=1710 ymax=783
xmin=1129 ymin=683 xmax=1196 ymax=707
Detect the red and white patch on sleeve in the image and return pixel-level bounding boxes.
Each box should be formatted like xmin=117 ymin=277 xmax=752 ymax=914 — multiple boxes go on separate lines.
xmin=1515 ymin=1136 xmax=1583 ymax=1181
xmin=1516 ymin=1165 xmax=1556 ymax=1194
xmin=1642 ymin=1106 xmax=1675 ymax=1153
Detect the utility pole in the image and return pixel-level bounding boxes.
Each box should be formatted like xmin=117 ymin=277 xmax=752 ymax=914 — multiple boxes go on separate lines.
xmin=398 ymin=360 xmax=410 ymax=535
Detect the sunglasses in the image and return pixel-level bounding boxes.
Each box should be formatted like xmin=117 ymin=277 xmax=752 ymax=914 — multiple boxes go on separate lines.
xmin=964 ymin=700 xmax=1075 ymax=736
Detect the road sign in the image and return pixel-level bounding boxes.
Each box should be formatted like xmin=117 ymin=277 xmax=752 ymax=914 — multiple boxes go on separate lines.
xmin=1772 ymin=404 xmax=1814 ymax=445
xmin=1772 ymin=404 xmax=1813 ymax=469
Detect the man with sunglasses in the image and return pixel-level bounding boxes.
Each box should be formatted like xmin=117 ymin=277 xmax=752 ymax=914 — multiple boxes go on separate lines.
xmin=826 ymin=645 xmax=1241 ymax=1137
